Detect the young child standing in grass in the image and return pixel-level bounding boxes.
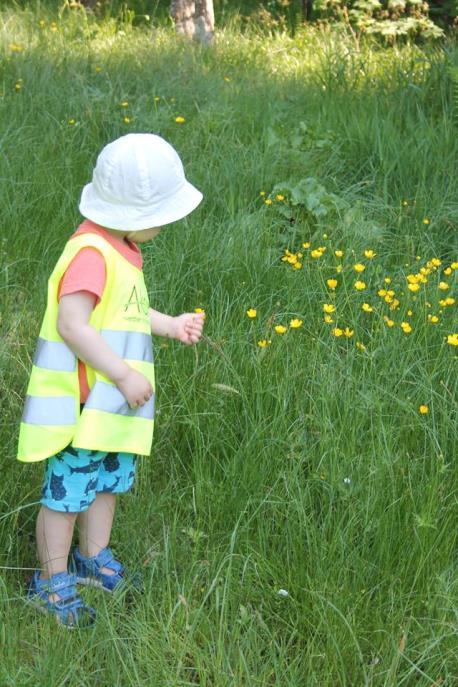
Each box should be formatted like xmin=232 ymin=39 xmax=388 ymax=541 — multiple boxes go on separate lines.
xmin=17 ymin=133 xmax=204 ymax=629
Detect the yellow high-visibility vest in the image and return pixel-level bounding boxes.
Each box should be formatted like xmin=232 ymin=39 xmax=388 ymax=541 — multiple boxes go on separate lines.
xmin=17 ymin=233 xmax=155 ymax=462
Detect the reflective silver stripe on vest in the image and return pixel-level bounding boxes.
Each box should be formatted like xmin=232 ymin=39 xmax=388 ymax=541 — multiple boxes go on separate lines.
xmin=100 ymin=330 xmax=153 ymax=363
xmin=33 ymin=338 xmax=77 ymax=372
xmin=22 ymin=395 xmax=76 ymax=425
xmin=85 ymin=381 xmax=154 ymax=420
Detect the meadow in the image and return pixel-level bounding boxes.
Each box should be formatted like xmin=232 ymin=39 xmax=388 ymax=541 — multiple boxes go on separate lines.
xmin=0 ymin=2 xmax=457 ymax=685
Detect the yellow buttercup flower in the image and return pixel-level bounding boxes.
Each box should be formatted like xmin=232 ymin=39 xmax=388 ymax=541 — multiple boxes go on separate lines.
xmin=335 ymin=265 xmax=343 ymax=274
xmin=378 ymin=289 xmax=387 ymax=297
xmin=326 ymin=279 xmax=338 ymax=290
xmin=389 ymin=299 xmax=400 ymax=311
xmin=302 ymin=242 xmax=311 ymax=249
xmin=406 ymin=274 xmax=419 ymax=284
xmin=408 ymin=283 xmax=420 ymax=293
xmin=274 ymin=325 xmax=287 ymax=334
xmin=444 ymin=297 xmax=455 ymax=306
xmin=68 ymin=119 xmax=76 ymax=126
xmin=384 ymin=277 xmax=392 ymax=284
xmin=123 ymin=116 xmax=131 ymax=124
xmin=290 ymin=319 xmax=303 ymax=328
xmin=264 ymin=198 xmax=273 ymax=206
xmin=447 ymin=333 xmax=458 ymax=346
xmin=332 ymin=328 xmax=343 ymax=337
xmin=257 ymin=339 xmax=270 ymax=348
xmin=354 ymin=281 xmax=366 ymax=290
xmin=276 ymin=194 xmax=285 ymax=201
xmin=246 ymin=308 xmax=257 ymax=318
xmin=343 ymin=327 xmax=354 ymax=338
xmin=422 ymin=218 xmax=430 ymax=225
xmin=427 ymin=315 xmax=439 ymax=323
xmin=323 ymin=304 xmax=336 ymax=314
xmin=430 ymin=258 xmax=441 ymax=267
xmin=362 ymin=303 xmax=373 ymax=313
xmin=293 ymin=262 xmax=302 ymax=270
xmin=334 ymin=250 xmax=343 ymax=258
xmin=401 ymin=322 xmax=412 ymax=333
xmin=443 ymin=267 xmax=452 ymax=276
xmin=407 ymin=310 xmax=413 ymax=317
xmin=324 ymin=315 xmax=333 ymax=324
xmin=419 ymin=405 xmax=429 ymax=414
xmin=353 ymin=263 xmax=366 ymax=273
xmin=194 ymin=308 xmax=205 ymax=314
xmin=450 ymin=262 xmax=458 ymax=270
xmin=364 ymin=250 xmax=376 ymax=259
xmin=121 ymin=100 xmax=129 ymax=108
xmin=175 ymin=116 xmax=185 ymax=124
xmin=259 ymin=191 xmax=266 ymax=196
xmin=383 ymin=316 xmax=395 ymax=327
xmin=311 ymin=249 xmax=323 ymax=258
xmin=438 ymin=282 xmax=449 ymax=290
xmin=356 ymin=341 xmax=366 ymax=351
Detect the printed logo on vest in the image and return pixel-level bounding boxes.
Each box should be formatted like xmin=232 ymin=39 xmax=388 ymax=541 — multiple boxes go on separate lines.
xmin=124 ymin=285 xmax=149 ymax=316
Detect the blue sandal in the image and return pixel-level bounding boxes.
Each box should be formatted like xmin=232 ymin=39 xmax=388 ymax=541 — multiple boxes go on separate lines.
xmin=69 ymin=546 xmax=143 ymax=593
xmin=26 ymin=570 xmax=96 ymax=629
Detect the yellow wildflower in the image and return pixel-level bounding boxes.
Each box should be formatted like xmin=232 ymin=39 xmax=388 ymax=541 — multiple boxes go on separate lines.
xmin=324 ymin=315 xmax=333 ymax=324
xmin=354 ymin=281 xmax=366 ymax=290
xmin=290 ymin=318 xmax=303 ymax=329
xmin=407 ymin=310 xmax=413 ymax=316
xmin=224 ymin=76 xmax=231 ymax=82
xmin=311 ymin=249 xmax=323 ymax=258
xmin=293 ymin=262 xmax=302 ymax=270
xmin=318 ymin=246 xmax=327 ymax=252
xmin=322 ymin=233 xmax=328 ymax=239
xmin=444 ymin=267 xmax=452 ymax=276
xmin=274 ymin=325 xmax=287 ymax=334
xmin=323 ymin=304 xmax=336 ymax=314
xmin=50 ymin=21 xmax=58 ymax=31
xmin=356 ymin=341 xmax=366 ymax=351
xmin=402 ymin=200 xmax=408 ymax=206
xmin=9 ymin=43 xmax=24 ymax=53
xmin=334 ymin=250 xmax=343 ymax=258
xmin=384 ymin=277 xmax=392 ymax=284
xmin=123 ymin=116 xmax=131 ymax=124
xmin=39 ymin=19 xmax=46 ymax=28
xmin=408 ymin=283 xmax=420 ymax=293
xmin=343 ymin=327 xmax=354 ymax=338
xmin=422 ymin=218 xmax=430 ymax=225
xmin=264 ymin=199 xmax=273 ymax=206
xmin=430 ymin=258 xmax=441 ymax=267
xmin=447 ymin=333 xmax=458 ymax=346
xmin=257 ymin=339 xmax=270 ymax=348
xmin=427 ymin=315 xmax=439 ymax=323
xmin=384 ymin=316 xmax=395 ymax=327
xmin=336 ymin=265 xmax=343 ymax=273
xmin=419 ymin=405 xmax=429 ymax=414
xmin=364 ymin=250 xmax=376 ymax=259
xmin=154 ymin=96 xmax=161 ymax=102
xmin=378 ymin=289 xmax=387 ymax=297
xmin=362 ymin=303 xmax=373 ymax=313
xmin=438 ymin=282 xmax=449 ymax=290
xmin=406 ymin=274 xmax=419 ymax=284
xmin=246 ymin=308 xmax=257 ymax=318
xmin=332 ymin=328 xmax=343 ymax=337
xmin=444 ymin=297 xmax=455 ymax=306
xmin=259 ymin=191 xmax=266 ymax=196
xmin=276 ymin=194 xmax=285 ymax=201
xmin=68 ymin=119 xmax=76 ymax=126
xmin=401 ymin=322 xmax=412 ymax=334
xmin=302 ymin=242 xmax=311 ymax=249
xmin=194 ymin=308 xmax=205 ymax=314
xmin=450 ymin=262 xmax=458 ymax=270
xmin=121 ymin=100 xmax=129 ymax=108
xmin=389 ymin=299 xmax=400 ymax=310
xmin=327 ymin=279 xmax=338 ymax=290
xmin=354 ymin=263 xmax=366 ymax=273
xmin=175 ymin=116 xmax=185 ymax=124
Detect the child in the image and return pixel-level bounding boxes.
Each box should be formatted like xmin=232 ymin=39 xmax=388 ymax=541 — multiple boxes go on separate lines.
xmin=17 ymin=133 xmax=205 ymax=628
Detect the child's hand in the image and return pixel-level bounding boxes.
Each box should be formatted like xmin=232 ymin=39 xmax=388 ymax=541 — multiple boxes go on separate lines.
xmin=115 ymin=367 xmax=154 ymax=409
xmin=172 ymin=312 xmax=205 ymax=345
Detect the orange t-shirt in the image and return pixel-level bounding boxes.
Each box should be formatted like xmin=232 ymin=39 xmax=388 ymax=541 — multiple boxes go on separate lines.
xmin=57 ymin=220 xmax=143 ymax=403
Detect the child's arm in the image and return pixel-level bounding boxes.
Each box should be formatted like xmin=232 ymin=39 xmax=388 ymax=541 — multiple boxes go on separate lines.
xmin=149 ymin=308 xmax=205 ymax=345
xmin=58 ymin=291 xmax=153 ymax=408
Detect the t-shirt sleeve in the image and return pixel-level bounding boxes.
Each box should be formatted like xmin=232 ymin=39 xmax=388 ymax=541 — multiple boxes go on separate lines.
xmin=57 ymin=247 xmax=107 ymax=306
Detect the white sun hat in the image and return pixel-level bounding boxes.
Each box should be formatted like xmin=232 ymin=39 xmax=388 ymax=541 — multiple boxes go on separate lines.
xmin=79 ymin=133 xmax=203 ymax=231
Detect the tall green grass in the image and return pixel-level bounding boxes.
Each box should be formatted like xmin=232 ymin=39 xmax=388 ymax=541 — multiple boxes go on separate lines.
xmin=0 ymin=3 xmax=457 ymax=685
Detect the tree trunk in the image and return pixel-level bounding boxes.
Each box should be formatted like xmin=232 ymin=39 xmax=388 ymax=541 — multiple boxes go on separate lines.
xmin=170 ymin=0 xmax=215 ymax=45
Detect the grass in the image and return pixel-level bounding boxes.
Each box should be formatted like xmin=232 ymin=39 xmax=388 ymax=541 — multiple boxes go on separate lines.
xmin=0 ymin=3 xmax=457 ymax=686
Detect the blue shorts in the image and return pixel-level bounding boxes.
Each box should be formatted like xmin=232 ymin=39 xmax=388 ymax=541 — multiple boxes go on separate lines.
xmin=40 ymin=445 xmax=137 ymax=513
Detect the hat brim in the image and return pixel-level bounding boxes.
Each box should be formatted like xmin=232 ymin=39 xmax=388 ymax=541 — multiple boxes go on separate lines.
xmin=79 ymin=179 xmax=203 ymax=231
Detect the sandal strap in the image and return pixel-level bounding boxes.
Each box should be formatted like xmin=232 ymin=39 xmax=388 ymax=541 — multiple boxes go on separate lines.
xmin=35 ymin=571 xmax=78 ymax=596
xmin=91 ymin=547 xmax=124 ymax=574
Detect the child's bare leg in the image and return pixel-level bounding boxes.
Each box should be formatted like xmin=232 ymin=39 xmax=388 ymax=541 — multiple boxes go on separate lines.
xmin=36 ymin=505 xmax=78 ymax=602
xmin=77 ymin=492 xmax=117 ymax=575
